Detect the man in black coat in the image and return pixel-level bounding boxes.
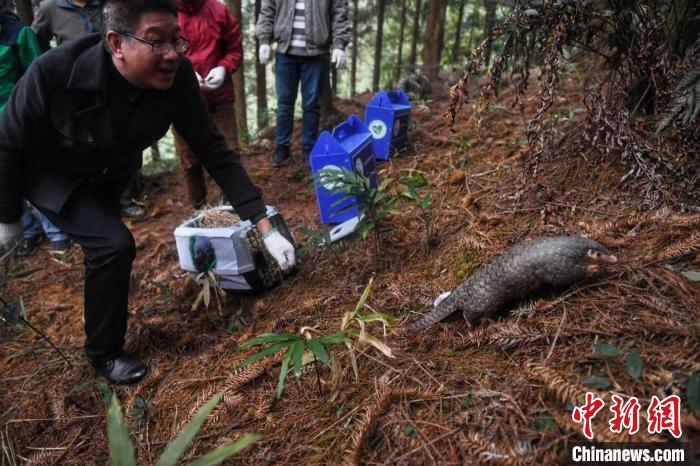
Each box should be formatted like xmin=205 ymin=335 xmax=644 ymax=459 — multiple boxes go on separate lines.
xmin=0 ymin=0 xmax=296 ymax=385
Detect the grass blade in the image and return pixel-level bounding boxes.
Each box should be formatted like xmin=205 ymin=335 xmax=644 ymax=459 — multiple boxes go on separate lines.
xmin=239 ymin=342 xmax=291 ymax=367
xmin=239 ymin=333 xmax=298 ymax=349
xmin=277 ymin=346 xmax=295 ymax=399
xmin=107 ymin=393 xmax=137 ymax=466
xmin=187 ymin=434 xmax=261 ymax=466
xmin=292 ymin=340 xmax=304 ymax=377
xmin=156 ymin=393 xmax=223 ymax=466
xmin=306 ymin=339 xmax=331 ymax=367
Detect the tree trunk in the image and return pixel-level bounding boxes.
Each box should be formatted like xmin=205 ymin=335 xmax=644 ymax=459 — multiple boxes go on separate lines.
xmin=350 ymin=0 xmax=359 ymax=96
xmin=409 ymin=0 xmax=423 ymax=68
xmin=15 ymin=0 xmax=33 ymax=24
xmin=451 ymin=0 xmax=466 ymax=63
xmin=372 ymin=0 xmax=386 ymax=91
xmin=254 ymin=0 xmax=269 ymax=132
xmin=320 ymin=63 xmax=334 ymax=122
xmin=423 ymin=0 xmax=447 ymax=80
xmin=227 ymin=0 xmax=249 ymax=145
xmin=395 ymin=0 xmax=407 ymax=83
xmin=482 ymin=0 xmax=496 ymax=68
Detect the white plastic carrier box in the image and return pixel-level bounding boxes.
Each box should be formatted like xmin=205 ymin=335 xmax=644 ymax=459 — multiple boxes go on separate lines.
xmin=174 ymin=205 xmax=295 ymax=293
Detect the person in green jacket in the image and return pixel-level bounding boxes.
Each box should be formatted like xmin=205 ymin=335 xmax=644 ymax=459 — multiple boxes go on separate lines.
xmin=1 ymin=5 xmax=71 ymax=255
xmin=0 ymin=6 xmax=42 ymax=114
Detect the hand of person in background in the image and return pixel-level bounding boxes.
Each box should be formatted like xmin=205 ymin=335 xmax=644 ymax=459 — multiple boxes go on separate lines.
xmin=259 ymin=44 xmax=271 ymax=65
xmin=204 ymin=66 xmax=226 ymax=90
xmin=331 ymin=48 xmax=347 ymax=69
xmin=0 ymin=222 xmax=23 ymax=252
xmin=262 ymin=229 xmax=295 ymax=271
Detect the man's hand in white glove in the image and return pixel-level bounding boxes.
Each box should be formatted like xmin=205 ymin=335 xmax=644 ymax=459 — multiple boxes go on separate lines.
xmin=0 ymin=221 xmax=23 ymax=252
xmin=331 ymin=48 xmax=346 ymax=69
xmin=204 ymin=66 xmax=226 ymax=90
xmin=262 ymin=229 xmax=295 ymax=271
xmin=259 ymin=44 xmax=271 ymax=65
xmin=195 ymin=71 xmax=204 ymax=87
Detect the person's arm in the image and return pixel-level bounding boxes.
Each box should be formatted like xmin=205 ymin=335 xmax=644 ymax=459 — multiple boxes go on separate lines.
xmin=330 ymin=0 xmax=351 ymax=51
xmin=0 ymin=60 xmax=49 ymax=223
xmin=218 ymin=8 xmax=243 ymax=76
xmin=16 ymin=26 xmax=43 ymax=73
xmin=172 ymin=61 xmax=266 ymax=223
xmin=255 ymin=0 xmax=276 ymax=46
xmin=30 ymin=3 xmax=52 ymax=51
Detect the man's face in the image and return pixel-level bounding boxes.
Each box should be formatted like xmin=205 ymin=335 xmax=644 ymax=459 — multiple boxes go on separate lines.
xmin=108 ymin=12 xmax=182 ymax=90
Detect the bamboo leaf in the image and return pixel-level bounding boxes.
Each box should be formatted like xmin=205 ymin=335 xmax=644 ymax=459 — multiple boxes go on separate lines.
xmin=625 ymin=351 xmax=644 ymax=379
xmin=292 ymin=340 xmax=304 ymax=377
xmin=681 ymin=271 xmax=700 ymax=282
xmin=187 ymin=434 xmax=261 ymax=466
xmin=239 ymin=333 xmax=298 ymax=349
xmin=593 ymin=343 xmax=622 ymax=356
xmin=362 ymin=332 xmax=394 ymax=358
xmin=107 ymin=393 xmax=137 ymax=466
xmin=156 ymin=393 xmax=223 ymax=466
xmin=306 ymin=339 xmax=331 ymax=367
xmin=318 ymin=331 xmax=351 ymax=345
xmin=239 ymin=342 xmax=291 ymax=367
xmin=353 ymin=278 xmax=374 ymax=316
xmin=582 ymin=375 xmax=610 ymax=390
xmin=276 ymin=346 xmax=294 ymax=399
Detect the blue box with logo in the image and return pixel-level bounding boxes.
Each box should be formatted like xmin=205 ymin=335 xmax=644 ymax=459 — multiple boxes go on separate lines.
xmin=309 ymin=115 xmax=378 ymax=224
xmin=364 ymin=90 xmax=411 ymax=160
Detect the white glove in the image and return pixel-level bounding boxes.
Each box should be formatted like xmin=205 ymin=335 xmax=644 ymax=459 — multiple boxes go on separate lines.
xmin=0 ymin=221 xmax=23 ymax=252
xmin=259 ymin=44 xmax=271 ymax=65
xmin=262 ymin=229 xmax=295 ymax=271
xmin=195 ymin=71 xmax=204 ymax=87
xmin=204 ymin=66 xmax=226 ymax=90
xmin=331 ymin=48 xmax=346 ymax=69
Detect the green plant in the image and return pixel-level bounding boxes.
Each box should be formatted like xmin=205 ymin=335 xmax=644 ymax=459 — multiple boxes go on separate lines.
xmin=315 ymin=167 xmax=397 ymax=250
xmin=338 ymin=278 xmax=394 ymax=382
xmin=657 ymin=64 xmax=700 ymax=132
xmin=238 ymin=279 xmax=394 ymax=400
xmin=399 ymin=172 xmax=434 ymax=251
xmin=239 ymin=329 xmax=349 ymax=399
xmin=105 ymin=387 xmax=260 ymax=466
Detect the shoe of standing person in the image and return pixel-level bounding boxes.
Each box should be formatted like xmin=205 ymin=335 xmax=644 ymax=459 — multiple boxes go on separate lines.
xmin=121 ymin=203 xmax=147 ymax=221
xmin=272 ymin=145 xmax=290 ymax=167
xmin=16 ymin=233 xmax=44 ymax=257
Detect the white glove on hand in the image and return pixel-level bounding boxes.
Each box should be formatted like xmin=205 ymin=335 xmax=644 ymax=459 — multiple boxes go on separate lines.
xmin=0 ymin=221 xmax=23 ymax=252
xmin=331 ymin=48 xmax=346 ymax=69
xmin=262 ymin=229 xmax=295 ymax=271
xmin=259 ymin=44 xmax=271 ymax=65
xmin=204 ymin=66 xmax=226 ymax=90
xmin=195 ymin=71 xmax=204 ymax=87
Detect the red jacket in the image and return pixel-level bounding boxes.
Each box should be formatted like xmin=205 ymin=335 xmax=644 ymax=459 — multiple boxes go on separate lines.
xmin=177 ymin=0 xmax=242 ymax=109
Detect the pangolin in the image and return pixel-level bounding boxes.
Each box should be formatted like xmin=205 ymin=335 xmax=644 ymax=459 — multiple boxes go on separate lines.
xmin=410 ymin=236 xmax=618 ymax=331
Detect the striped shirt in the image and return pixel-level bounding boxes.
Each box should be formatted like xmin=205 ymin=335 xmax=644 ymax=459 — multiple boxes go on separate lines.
xmin=288 ymin=1 xmax=307 ymax=55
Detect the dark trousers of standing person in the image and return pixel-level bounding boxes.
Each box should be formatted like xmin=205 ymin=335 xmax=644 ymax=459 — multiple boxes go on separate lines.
xmin=274 ymin=52 xmax=329 ymax=154
xmin=37 ymin=182 xmax=135 ymax=363
xmin=172 ymin=101 xmax=238 ymax=210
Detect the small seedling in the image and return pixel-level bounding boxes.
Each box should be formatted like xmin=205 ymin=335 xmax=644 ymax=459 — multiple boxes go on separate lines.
xmin=399 ymin=173 xmax=434 ymax=252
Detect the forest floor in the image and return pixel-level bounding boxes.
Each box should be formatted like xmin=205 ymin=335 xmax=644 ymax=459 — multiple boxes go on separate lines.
xmin=1 ymin=70 xmax=699 ymax=465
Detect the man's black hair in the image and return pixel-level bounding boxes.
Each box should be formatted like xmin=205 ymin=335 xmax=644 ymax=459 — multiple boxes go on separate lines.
xmin=102 ymin=0 xmax=177 ymax=45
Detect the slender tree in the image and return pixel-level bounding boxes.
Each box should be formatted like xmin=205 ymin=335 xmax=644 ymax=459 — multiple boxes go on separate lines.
xmin=350 ymin=0 xmax=359 ymax=96
xmin=422 ymin=0 xmax=448 ymax=80
xmin=15 ymin=0 xmax=33 ymax=24
xmin=226 ymin=0 xmax=249 ymax=145
xmin=254 ymin=0 xmax=269 ymax=131
xmin=409 ymin=0 xmax=422 ymax=67
xmin=451 ymin=0 xmax=466 ymax=63
xmin=395 ymin=0 xmax=408 ymax=83
xmin=372 ymin=0 xmax=386 ymax=91
xmin=482 ymin=0 xmax=496 ymax=67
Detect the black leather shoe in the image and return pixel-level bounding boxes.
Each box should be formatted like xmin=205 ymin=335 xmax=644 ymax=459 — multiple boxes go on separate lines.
xmin=272 ymin=145 xmax=290 ymax=167
xmin=90 ymin=354 xmax=149 ymax=385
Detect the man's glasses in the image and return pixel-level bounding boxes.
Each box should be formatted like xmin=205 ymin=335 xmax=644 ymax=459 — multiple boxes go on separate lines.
xmin=118 ymin=31 xmax=189 ymax=55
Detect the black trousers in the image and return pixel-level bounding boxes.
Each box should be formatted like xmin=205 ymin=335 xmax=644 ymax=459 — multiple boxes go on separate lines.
xmin=38 ymin=183 xmax=136 ymax=362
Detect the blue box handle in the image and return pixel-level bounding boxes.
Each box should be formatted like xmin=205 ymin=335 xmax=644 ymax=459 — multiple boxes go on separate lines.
xmin=331 ymin=114 xmax=369 ymax=143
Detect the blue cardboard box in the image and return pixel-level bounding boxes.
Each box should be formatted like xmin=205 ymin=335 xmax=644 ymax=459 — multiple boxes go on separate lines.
xmin=364 ymin=90 xmax=411 ymax=160
xmin=309 ymin=115 xmax=378 ymax=224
